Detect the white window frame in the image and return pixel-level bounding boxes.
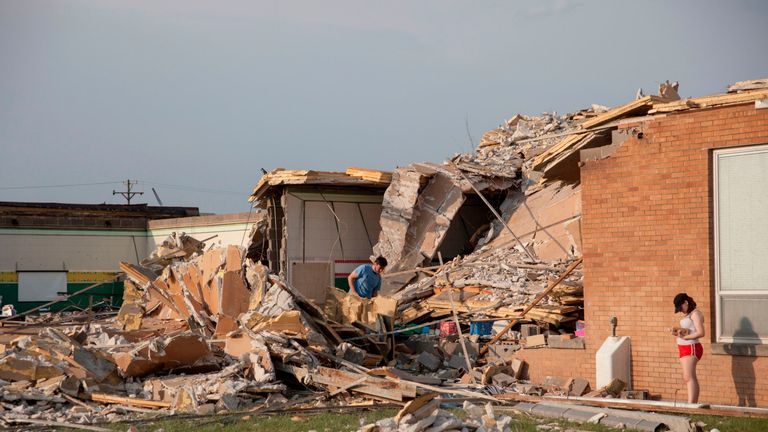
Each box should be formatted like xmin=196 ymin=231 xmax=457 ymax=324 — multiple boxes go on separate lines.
xmin=713 ymin=144 xmax=768 ymax=344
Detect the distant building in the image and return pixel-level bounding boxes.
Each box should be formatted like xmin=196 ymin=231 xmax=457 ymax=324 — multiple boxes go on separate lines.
xmin=0 ymin=202 xmax=259 ymax=313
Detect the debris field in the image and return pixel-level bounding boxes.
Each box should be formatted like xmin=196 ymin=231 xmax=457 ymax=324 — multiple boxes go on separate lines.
xmin=2 ymin=79 xmax=767 ymax=431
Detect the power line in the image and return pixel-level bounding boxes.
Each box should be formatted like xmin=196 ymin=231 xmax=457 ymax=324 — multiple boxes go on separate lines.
xmin=0 ymin=180 xmax=247 ymax=196
xmin=135 ymin=180 xmax=246 ymax=196
xmin=0 ymin=181 xmax=122 ymax=191
xmin=113 ymin=180 xmax=143 ymax=205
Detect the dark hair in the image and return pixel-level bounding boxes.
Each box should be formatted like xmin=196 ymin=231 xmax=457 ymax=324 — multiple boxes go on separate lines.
xmin=374 ymin=256 xmax=388 ymax=268
xmin=673 ymin=293 xmax=696 ymax=313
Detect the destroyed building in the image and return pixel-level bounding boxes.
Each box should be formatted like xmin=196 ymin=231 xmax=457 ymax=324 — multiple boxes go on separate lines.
xmin=0 ymin=79 xmax=766 ymax=430
xmin=246 ymin=168 xmax=393 ymax=304
xmin=349 ymin=79 xmax=768 ymax=407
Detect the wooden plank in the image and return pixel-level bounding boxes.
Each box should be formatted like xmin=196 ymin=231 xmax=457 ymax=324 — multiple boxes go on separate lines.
xmin=728 ymin=78 xmax=768 ymax=93
xmin=6 ymin=419 xmax=111 ymax=431
xmin=225 ymin=245 xmax=242 ymax=272
xmin=532 ymin=133 xmax=586 ymax=171
xmin=119 ymin=262 xmax=156 ymax=286
xmin=290 ymin=262 xmax=331 ymax=306
xmin=220 ymin=271 xmax=250 ymax=318
xmin=381 ymin=375 xmax=498 ymax=402
xmin=91 ymin=392 xmax=171 ymax=409
xmin=346 ymin=167 xmax=393 ymax=183
xmin=650 ymin=89 xmax=768 ymax=113
xmin=328 ymin=376 xmax=367 ymax=397
xmin=532 ymin=96 xmax=675 ymax=170
xmin=154 ymin=280 xmax=189 ymax=319
xmin=310 ymin=366 xmax=414 ymax=401
xmin=368 ymin=367 xmax=444 ymax=385
xmin=579 ymin=96 xmax=668 ymax=129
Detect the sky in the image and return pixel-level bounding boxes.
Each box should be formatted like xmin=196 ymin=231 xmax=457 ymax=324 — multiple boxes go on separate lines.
xmin=1 ymin=0 xmax=766 ymax=214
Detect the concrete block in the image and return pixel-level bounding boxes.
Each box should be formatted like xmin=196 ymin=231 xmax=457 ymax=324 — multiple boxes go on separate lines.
xmin=510 ymin=358 xmax=525 ymax=379
xmin=417 ymin=351 xmax=442 ymax=372
xmin=437 ymin=368 xmax=458 ymax=380
xmin=547 ymin=336 xmax=585 ymax=349
xmin=485 ymin=342 xmax=519 ymax=363
xmin=569 ymin=378 xmax=591 ymax=396
xmin=520 ymin=324 xmax=540 ymax=337
xmin=524 ymin=334 xmax=547 ymax=348
xmin=405 ymin=340 xmax=440 ymax=356
xmin=491 ymin=373 xmax=515 ymax=387
xmin=544 ymin=376 xmax=570 ymax=387
xmin=459 ymin=369 xmax=483 ymax=384
xmin=440 ymin=341 xmax=479 ymax=360
xmin=620 ymin=390 xmax=648 ymax=400
xmin=447 ymin=354 xmax=473 ymax=371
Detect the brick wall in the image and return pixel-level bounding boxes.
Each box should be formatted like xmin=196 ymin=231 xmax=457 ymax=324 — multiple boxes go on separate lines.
xmin=578 ymin=102 xmax=768 ymax=405
xmin=514 ymin=347 xmax=591 ymax=384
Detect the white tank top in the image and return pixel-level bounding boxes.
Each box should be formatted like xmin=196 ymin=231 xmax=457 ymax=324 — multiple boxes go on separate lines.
xmin=677 ymin=313 xmax=700 ymax=345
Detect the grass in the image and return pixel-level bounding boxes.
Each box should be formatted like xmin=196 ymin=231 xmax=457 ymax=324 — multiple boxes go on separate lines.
xmin=103 ymin=408 xmax=636 ymax=432
xmin=110 ymin=408 xmax=400 ymax=432
xmin=95 ymin=408 xmax=768 ymax=432
xmin=690 ymin=414 xmax=768 ymax=432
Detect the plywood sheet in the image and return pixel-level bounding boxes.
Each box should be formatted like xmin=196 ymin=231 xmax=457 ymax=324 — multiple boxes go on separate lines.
xmin=291 ymin=261 xmax=331 ymax=306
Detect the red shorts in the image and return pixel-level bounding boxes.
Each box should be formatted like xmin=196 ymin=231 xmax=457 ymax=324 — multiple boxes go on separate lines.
xmin=678 ymin=343 xmax=703 ymax=360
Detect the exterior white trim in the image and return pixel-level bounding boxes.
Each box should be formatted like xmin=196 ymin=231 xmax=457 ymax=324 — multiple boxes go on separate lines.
xmin=713 ymin=143 xmax=768 ymax=344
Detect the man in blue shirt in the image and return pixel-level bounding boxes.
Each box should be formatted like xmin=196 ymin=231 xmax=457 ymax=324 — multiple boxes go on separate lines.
xmin=347 ymin=256 xmax=388 ymax=299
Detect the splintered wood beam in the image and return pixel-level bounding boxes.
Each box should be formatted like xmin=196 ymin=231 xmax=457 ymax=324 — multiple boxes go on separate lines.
xmin=309 ymin=366 xmax=413 ymax=401
xmin=328 ymin=376 xmax=368 ymax=397
xmin=91 ymin=393 xmax=171 ymax=409
xmin=480 ymin=257 xmax=583 ymax=356
xmin=6 ymin=419 xmax=111 ymax=432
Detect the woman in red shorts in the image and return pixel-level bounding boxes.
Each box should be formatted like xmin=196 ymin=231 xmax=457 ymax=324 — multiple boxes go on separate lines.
xmin=671 ymin=293 xmax=705 ymax=403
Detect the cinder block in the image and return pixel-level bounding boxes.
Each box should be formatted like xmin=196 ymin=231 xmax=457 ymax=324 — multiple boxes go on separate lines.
xmin=485 ymin=343 xmax=519 ymax=363
xmin=520 ymin=324 xmax=540 ymax=338
xmin=440 ymin=341 xmax=479 ymax=360
xmin=569 ymin=378 xmax=591 ymax=396
xmin=405 ymin=340 xmax=440 ymax=356
xmin=417 ymin=351 xmax=442 ymax=372
xmin=491 ymin=373 xmax=515 ymax=387
xmin=447 ymin=354 xmax=473 ymax=371
xmin=620 ymin=390 xmax=648 ymax=400
xmin=547 ymin=336 xmax=585 ymax=349
xmin=459 ymin=369 xmax=483 ymax=384
xmin=524 ymin=334 xmax=547 ymax=348
xmin=510 ymin=358 xmax=525 ymax=379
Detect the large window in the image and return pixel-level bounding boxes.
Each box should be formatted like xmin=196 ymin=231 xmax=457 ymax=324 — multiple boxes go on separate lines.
xmin=714 ymin=144 xmax=768 ymax=343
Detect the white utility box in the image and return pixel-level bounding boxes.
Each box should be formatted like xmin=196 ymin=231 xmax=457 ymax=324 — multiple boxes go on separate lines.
xmin=595 ymin=336 xmax=631 ymax=389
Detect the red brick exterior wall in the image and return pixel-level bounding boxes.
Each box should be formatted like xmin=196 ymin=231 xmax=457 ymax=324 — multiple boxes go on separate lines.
xmin=577 ymin=103 xmax=768 ymax=405
xmin=514 ymin=347 xmax=591 ymax=384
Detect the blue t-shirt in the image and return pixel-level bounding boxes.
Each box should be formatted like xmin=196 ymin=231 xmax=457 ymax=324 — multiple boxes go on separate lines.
xmin=352 ymin=264 xmax=381 ymax=298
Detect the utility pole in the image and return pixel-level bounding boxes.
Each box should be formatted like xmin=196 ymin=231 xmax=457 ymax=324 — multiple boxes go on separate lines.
xmin=113 ymin=180 xmax=143 ymax=205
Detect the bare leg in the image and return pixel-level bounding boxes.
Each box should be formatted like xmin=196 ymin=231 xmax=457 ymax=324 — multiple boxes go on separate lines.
xmin=680 ymin=355 xmax=699 ymax=403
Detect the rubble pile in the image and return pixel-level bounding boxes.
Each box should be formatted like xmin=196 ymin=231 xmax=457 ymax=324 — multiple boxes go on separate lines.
xmin=3 ymin=80 xmax=758 ymax=430
xmin=394 ymin=247 xmax=583 ymax=329
xmin=0 ymin=242 xmax=586 ymax=430
xmin=361 ymin=396 xmax=514 ymax=432
xmin=470 ymin=106 xmax=608 ymax=174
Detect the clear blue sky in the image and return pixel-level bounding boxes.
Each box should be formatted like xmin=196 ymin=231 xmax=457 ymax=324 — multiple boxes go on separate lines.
xmin=1 ymin=0 xmax=766 ymax=213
